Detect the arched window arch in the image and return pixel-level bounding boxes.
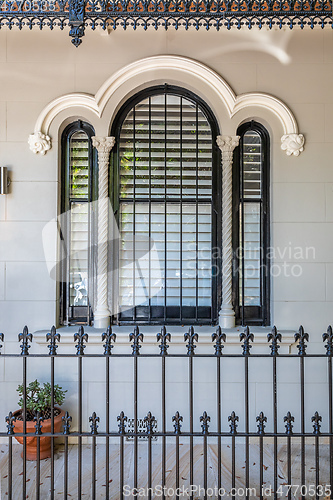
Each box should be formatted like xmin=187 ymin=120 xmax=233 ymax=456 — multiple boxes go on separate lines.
xmin=110 ymin=85 xmax=221 ymax=325
xmin=60 ymin=120 xmax=97 ymax=325
xmin=233 ymin=121 xmax=270 ymax=326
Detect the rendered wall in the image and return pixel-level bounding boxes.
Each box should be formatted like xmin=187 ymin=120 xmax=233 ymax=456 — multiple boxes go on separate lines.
xmin=0 ymin=27 xmax=331 ymax=432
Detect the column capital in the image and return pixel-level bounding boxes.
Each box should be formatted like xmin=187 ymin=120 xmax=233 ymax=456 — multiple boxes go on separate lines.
xmin=92 ymin=136 xmax=115 ymax=154
xmin=216 ymin=135 xmax=240 ymax=157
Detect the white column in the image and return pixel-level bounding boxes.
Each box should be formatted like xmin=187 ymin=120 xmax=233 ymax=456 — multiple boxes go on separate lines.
xmin=92 ymin=136 xmax=115 ymax=328
xmin=216 ymin=135 xmax=240 ymax=328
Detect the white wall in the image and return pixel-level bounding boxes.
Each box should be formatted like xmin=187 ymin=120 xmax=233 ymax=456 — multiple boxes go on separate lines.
xmin=0 ymin=28 xmax=332 ymax=338
xmin=0 ymin=27 xmax=332 ymax=431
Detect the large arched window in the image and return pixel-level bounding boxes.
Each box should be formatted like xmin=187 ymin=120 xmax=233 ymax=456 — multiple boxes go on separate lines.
xmin=60 ymin=120 xmax=97 ymax=325
xmin=233 ymin=121 xmax=270 ymax=326
xmin=111 ymin=85 xmax=221 ymax=325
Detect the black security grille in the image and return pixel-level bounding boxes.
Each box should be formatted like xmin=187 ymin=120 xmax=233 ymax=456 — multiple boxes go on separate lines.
xmin=60 ymin=121 xmax=96 ymax=326
xmin=233 ymin=121 xmax=270 ymax=326
xmin=113 ymin=86 xmax=221 ymax=325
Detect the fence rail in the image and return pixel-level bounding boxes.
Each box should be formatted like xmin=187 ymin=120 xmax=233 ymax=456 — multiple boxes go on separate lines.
xmin=0 ymin=324 xmax=332 ymax=499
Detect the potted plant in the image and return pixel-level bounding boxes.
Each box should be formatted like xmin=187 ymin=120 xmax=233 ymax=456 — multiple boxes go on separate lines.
xmin=12 ymin=379 xmax=67 ymax=460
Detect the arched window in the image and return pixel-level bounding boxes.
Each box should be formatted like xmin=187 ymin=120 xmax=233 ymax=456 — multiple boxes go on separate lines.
xmin=111 ymin=85 xmax=221 ymax=325
xmin=233 ymin=121 xmax=270 ymax=326
xmin=60 ymin=120 xmax=96 ymax=325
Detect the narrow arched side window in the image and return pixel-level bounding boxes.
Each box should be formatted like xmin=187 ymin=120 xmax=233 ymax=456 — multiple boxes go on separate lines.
xmin=233 ymin=121 xmax=270 ymax=326
xmin=111 ymin=85 xmax=221 ymax=325
xmin=60 ymin=120 xmax=97 ymax=326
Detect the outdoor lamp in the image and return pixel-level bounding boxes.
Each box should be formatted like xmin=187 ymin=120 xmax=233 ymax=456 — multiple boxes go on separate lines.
xmin=0 ymin=167 xmax=10 ymax=194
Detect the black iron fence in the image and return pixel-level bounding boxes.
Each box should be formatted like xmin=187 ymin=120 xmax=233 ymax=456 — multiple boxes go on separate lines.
xmin=0 ymin=324 xmax=332 ymax=500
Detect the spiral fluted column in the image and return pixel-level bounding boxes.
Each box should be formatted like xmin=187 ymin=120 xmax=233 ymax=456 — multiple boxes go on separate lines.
xmin=217 ymin=135 xmax=239 ymax=328
xmin=92 ymin=136 xmax=115 ymax=328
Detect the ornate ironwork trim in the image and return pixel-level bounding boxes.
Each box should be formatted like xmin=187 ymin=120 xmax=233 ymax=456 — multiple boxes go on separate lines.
xmin=0 ymin=0 xmax=332 ymax=46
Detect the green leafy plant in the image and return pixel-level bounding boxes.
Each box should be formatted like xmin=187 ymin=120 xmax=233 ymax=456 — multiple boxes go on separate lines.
xmin=17 ymin=380 xmax=67 ymax=421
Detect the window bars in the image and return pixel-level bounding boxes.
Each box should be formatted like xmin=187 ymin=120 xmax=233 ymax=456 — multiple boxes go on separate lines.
xmin=60 ymin=121 xmax=96 ymax=326
xmin=233 ymin=121 xmax=270 ymax=327
xmin=0 ymin=324 xmax=332 ymax=500
xmin=115 ymin=86 xmax=220 ymax=325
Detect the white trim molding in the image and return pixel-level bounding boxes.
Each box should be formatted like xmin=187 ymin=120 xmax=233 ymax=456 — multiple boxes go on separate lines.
xmin=28 ymin=55 xmax=304 ymax=157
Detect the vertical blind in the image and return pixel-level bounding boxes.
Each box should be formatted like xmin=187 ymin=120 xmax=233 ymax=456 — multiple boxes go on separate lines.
xmin=239 ymin=130 xmax=262 ymax=308
xmin=235 ymin=121 xmax=271 ymax=327
xmin=68 ymin=130 xmax=90 ymax=319
xmin=117 ymin=93 xmax=214 ymax=323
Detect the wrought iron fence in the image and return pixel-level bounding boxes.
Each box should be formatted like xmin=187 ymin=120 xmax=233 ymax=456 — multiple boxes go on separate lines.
xmin=0 ymin=324 xmax=332 ymax=499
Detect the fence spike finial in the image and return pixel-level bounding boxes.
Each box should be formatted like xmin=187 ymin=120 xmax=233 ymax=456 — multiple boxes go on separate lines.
xmin=228 ymin=411 xmax=239 ymax=435
xmin=62 ymin=411 xmax=72 ymax=435
xmin=323 ymin=326 xmax=333 ymax=356
xmin=18 ymin=326 xmax=33 ymax=355
xmin=212 ymin=326 xmax=226 ymax=356
xmin=157 ymin=326 xmax=171 ymax=355
xmin=256 ymin=411 xmax=267 ymax=435
xmin=295 ymin=325 xmax=309 ymax=356
xmin=117 ymin=411 xmax=127 ymax=435
xmin=184 ymin=326 xmax=198 ymax=355
xmin=240 ymin=326 xmax=254 ymax=356
xmin=284 ymin=411 xmax=294 ymax=436
xmin=46 ymin=326 xmax=60 ymax=355
xmin=129 ymin=326 xmax=143 ymax=355
xmin=5 ymin=412 xmax=16 ymax=435
xmin=200 ymin=411 xmax=210 ymax=435
xmin=144 ymin=411 xmax=156 ymax=435
xmin=267 ymin=326 xmax=282 ymax=356
xmin=312 ymin=411 xmax=322 ymax=435
xmin=34 ymin=411 xmax=43 ymax=435
xmin=74 ymin=326 xmax=88 ymax=355
xmin=102 ymin=326 xmax=116 ymax=355
xmin=89 ymin=412 xmax=100 ymax=435
xmin=172 ymin=411 xmax=183 ymax=435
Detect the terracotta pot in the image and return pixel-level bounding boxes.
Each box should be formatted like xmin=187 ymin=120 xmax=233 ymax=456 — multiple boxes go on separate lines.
xmin=13 ymin=407 xmax=65 ymax=460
